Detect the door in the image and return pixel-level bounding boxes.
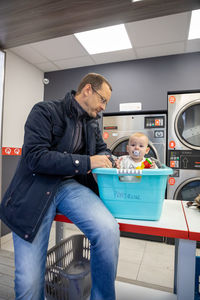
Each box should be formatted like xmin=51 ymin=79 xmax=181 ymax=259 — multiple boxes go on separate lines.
xmin=0 ymin=50 xmax=5 ymax=243
xmin=174 ymin=177 xmax=200 ymax=201
xmin=175 ymin=99 xmax=200 ymax=150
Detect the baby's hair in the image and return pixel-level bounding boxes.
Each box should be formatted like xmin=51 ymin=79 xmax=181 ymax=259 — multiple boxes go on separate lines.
xmin=128 ymin=132 xmax=149 ymax=145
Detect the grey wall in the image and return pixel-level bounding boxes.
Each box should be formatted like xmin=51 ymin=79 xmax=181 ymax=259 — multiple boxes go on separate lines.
xmin=44 ymin=52 xmax=200 ymax=112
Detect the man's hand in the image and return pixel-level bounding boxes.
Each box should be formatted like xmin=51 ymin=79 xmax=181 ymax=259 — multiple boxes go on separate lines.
xmin=114 ymin=158 xmax=121 ymax=169
xmin=150 ymin=161 xmax=156 ymax=169
xmin=90 ymin=155 xmax=112 ymax=169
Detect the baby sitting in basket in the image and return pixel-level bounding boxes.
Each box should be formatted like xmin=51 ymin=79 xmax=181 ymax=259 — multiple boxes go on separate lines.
xmin=115 ymin=132 xmax=161 ymax=170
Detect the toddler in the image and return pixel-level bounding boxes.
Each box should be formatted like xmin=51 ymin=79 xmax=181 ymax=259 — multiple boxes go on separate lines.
xmin=116 ymin=132 xmax=158 ymax=169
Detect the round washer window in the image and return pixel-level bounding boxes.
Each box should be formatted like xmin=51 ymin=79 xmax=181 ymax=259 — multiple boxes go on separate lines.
xmin=176 ymin=101 xmax=200 ymax=150
xmin=175 ymin=179 xmax=200 ymax=201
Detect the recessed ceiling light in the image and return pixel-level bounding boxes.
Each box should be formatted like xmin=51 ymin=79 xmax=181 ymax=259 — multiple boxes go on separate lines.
xmin=132 ymin=0 xmax=143 ymax=2
xmin=74 ymin=24 xmax=132 ymax=55
xmin=188 ymin=9 xmax=200 ymax=40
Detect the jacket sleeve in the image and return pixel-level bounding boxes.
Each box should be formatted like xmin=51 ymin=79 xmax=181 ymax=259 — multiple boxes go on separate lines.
xmin=23 ymin=102 xmax=90 ymax=176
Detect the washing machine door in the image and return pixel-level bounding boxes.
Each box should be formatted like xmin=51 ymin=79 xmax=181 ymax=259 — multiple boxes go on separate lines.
xmin=110 ymin=136 xmax=159 ymax=159
xmin=175 ymin=99 xmax=200 ymax=150
xmin=174 ymin=177 xmax=200 ymax=201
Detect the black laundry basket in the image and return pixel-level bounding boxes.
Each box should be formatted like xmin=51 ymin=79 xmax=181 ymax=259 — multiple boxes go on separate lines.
xmin=45 ymin=234 xmax=91 ymax=300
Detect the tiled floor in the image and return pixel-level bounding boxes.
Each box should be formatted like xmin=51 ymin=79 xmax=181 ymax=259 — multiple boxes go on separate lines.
xmin=0 ymin=222 xmax=199 ymax=299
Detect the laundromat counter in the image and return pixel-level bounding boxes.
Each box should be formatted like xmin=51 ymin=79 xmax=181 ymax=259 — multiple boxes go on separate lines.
xmin=92 ymin=166 xmax=173 ymax=221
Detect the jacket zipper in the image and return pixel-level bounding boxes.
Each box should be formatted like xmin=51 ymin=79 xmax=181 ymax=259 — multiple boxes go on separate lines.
xmin=68 ymin=119 xmax=75 ymax=153
xmin=83 ymin=119 xmax=88 ymax=154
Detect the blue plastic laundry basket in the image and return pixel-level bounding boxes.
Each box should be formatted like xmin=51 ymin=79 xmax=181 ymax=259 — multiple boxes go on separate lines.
xmin=92 ymin=166 xmax=173 ymax=221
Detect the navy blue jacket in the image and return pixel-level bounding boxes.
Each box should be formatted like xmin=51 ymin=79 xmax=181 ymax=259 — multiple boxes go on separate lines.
xmin=0 ymin=91 xmax=110 ymax=242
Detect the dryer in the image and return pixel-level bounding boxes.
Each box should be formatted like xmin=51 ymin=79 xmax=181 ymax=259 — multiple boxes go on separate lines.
xmin=103 ymin=111 xmax=167 ymax=164
xmin=167 ymin=169 xmax=200 ymax=201
xmin=167 ymin=91 xmax=200 ymax=200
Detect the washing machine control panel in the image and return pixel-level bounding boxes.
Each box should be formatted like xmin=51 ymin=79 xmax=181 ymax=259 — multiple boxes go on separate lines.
xmin=168 ymin=150 xmax=200 ymax=170
xmin=145 ymin=116 xmax=165 ymax=128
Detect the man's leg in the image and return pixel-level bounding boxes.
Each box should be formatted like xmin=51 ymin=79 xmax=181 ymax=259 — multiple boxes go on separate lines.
xmin=13 ymin=201 xmax=56 ymax=300
xmin=55 ymin=179 xmax=120 ymax=300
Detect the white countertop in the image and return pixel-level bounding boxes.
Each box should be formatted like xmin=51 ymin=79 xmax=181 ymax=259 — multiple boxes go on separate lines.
xmin=117 ymin=199 xmax=188 ymax=239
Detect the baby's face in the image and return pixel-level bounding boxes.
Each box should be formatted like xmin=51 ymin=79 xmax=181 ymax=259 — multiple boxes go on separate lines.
xmin=127 ymin=135 xmax=150 ymax=162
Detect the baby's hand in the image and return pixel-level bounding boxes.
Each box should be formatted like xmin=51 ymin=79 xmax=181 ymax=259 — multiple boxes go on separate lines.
xmin=150 ymin=161 xmax=156 ymax=169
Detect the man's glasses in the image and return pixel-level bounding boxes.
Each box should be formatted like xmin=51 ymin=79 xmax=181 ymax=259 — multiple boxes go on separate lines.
xmin=92 ymin=87 xmax=108 ymax=106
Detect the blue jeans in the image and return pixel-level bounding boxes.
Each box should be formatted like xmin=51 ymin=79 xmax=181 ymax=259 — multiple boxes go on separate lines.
xmin=13 ymin=179 xmax=120 ymax=300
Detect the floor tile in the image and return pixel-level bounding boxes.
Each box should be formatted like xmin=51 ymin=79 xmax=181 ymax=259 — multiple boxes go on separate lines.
xmin=120 ymin=236 xmax=146 ymax=250
xmin=119 ymin=245 xmax=145 ymax=264
xmin=0 ymin=256 xmax=14 ymax=268
xmin=141 ymin=241 xmax=175 ymax=270
xmin=137 ymin=263 xmax=174 ymax=288
xmin=0 ymin=283 xmax=15 ymax=300
xmin=117 ymin=260 xmax=140 ymax=280
xmin=1 ymin=239 xmax=14 ymax=253
xmin=0 ymin=264 xmax=14 ymax=278
xmin=0 ymin=234 xmax=12 ymax=244
xmin=0 ymin=250 xmax=14 ymax=259
xmin=0 ymin=274 xmax=14 ymax=288
xmin=115 ymin=281 xmax=176 ymax=300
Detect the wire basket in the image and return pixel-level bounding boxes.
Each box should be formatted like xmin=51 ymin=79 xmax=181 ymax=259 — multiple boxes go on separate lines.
xmin=45 ymin=234 xmax=91 ymax=300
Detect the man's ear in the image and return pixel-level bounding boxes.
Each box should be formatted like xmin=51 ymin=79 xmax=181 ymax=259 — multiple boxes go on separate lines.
xmin=83 ymin=84 xmax=92 ymax=97
xmin=146 ymin=146 xmax=150 ymax=154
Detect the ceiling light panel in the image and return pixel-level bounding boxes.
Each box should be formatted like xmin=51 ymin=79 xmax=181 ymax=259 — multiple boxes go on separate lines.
xmin=74 ymin=24 xmax=132 ymax=54
xmin=188 ymin=9 xmax=200 ymax=40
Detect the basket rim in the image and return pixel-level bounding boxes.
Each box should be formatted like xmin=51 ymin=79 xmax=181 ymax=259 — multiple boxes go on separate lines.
xmin=46 ymin=234 xmax=88 ymax=254
xmin=92 ymin=165 xmax=173 ymax=176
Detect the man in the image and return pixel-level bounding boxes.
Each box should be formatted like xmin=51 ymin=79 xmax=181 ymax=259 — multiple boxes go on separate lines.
xmin=0 ymin=73 xmax=120 ymax=300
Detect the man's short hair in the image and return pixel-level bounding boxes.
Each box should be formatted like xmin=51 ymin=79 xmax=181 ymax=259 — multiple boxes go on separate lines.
xmin=77 ymin=73 xmax=112 ymax=93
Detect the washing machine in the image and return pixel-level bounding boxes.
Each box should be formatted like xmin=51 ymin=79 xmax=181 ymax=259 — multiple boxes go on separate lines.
xmin=167 ymin=91 xmax=200 ymax=201
xmin=103 ymin=110 xmax=167 ymax=164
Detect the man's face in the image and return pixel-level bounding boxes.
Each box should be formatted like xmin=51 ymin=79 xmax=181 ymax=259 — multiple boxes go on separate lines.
xmin=85 ymin=82 xmax=111 ymax=118
xmin=127 ymin=135 xmax=150 ymax=162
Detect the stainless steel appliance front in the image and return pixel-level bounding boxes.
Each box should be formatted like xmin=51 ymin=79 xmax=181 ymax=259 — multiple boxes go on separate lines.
xmin=167 ymin=91 xmax=200 ymax=200
xmin=103 ymin=111 xmax=167 ymax=164
xmin=168 ymin=92 xmax=200 ymax=151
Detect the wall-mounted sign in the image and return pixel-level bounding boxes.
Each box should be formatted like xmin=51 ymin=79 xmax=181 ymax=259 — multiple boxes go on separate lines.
xmin=2 ymin=147 xmax=22 ymax=155
xmin=119 ymin=102 xmax=142 ymax=111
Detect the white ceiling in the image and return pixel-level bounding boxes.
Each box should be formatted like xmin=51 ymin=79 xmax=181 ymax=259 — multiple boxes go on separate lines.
xmin=9 ymin=11 xmax=200 ymax=73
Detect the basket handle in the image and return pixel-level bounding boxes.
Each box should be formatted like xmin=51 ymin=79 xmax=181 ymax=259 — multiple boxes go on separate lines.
xmin=117 ymin=169 xmax=142 ymax=176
